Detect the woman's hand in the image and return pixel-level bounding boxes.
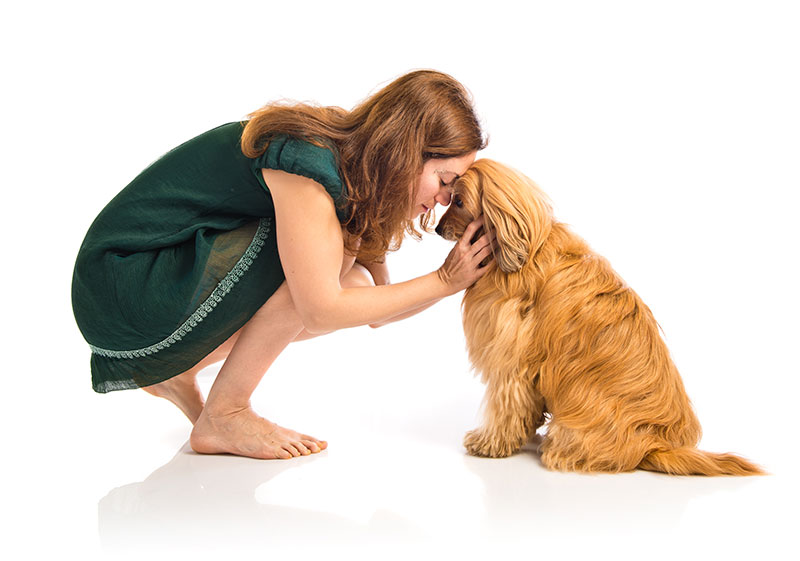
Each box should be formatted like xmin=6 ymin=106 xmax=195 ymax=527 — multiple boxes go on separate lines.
xmin=437 ymin=216 xmax=495 ymax=294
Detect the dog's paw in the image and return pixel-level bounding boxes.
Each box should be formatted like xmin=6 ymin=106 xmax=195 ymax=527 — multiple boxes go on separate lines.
xmin=463 ymin=428 xmax=515 ymax=458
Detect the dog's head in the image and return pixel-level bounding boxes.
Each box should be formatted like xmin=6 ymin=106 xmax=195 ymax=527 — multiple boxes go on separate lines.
xmin=435 ymin=159 xmax=553 ymax=273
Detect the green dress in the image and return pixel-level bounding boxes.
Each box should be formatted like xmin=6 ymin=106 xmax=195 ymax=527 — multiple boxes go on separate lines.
xmin=72 ymin=122 xmax=348 ymax=393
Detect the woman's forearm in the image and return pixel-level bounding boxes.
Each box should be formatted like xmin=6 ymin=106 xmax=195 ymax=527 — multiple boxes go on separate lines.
xmin=354 ymin=257 xmax=437 ymax=327
xmin=305 ymin=219 xmax=493 ymax=332
xmin=368 ymin=298 xmax=442 ymax=328
xmin=305 ymin=272 xmax=451 ymax=333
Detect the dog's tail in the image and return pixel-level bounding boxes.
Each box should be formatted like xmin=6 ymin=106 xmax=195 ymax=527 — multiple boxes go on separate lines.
xmin=638 ymin=447 xmax=765 ymax=476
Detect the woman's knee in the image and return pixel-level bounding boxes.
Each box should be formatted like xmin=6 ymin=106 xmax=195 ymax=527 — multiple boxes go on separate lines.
xmin=342 ymin=263 xmax=375 ymax=288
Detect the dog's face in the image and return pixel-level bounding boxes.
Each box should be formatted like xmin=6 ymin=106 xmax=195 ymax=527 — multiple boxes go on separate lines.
xmin=434 ymin=175 xmax=481 ymax=243
xmin=435 ymin=159 xmax=554 ymax=273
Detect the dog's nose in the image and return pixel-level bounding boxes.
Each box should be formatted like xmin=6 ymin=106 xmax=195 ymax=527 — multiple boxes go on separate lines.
xmin=435 ymin=223 xmax=444 ymax=237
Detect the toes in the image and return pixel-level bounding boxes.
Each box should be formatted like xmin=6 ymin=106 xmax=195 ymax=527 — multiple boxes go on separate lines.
xmin=282 ymin=439 xmax=324 ymax=457
xmin=270 ymin=443 xmax=293 ymax=459
xmin=281 ymin=444 xmax=299 ymax=457
xmin=300 ymin=434 xmax=328 ymax=450
xmin=282 ymin=442 xmax=308 ymax=457
xmin=293 ymin=441 xmax=312 ymax=456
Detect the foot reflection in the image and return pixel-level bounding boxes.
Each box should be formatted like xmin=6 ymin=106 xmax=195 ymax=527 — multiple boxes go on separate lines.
xmin=98 ymin=441 xmax=424 ymax=552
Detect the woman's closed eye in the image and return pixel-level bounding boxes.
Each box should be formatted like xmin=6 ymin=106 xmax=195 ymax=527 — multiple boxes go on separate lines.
xmin=437 ymin=170 xmax=458 ymax=186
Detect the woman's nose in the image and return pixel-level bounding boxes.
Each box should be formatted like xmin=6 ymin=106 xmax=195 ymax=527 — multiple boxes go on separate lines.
xmin=435 ymin=188 xmax=452 ymax=206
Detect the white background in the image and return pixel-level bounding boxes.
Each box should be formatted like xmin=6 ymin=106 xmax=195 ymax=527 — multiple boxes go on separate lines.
xmin=3 ymin=1 xmax=798 ymax=559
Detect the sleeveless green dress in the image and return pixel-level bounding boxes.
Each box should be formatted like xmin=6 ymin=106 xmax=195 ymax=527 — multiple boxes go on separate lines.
xmin=72 ymin=122 xmax=348 ymax=393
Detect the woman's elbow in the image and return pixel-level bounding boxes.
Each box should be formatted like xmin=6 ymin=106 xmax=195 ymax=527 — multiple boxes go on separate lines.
xmin=300 ymin=301 xmax=348 ymax=334
xmin=302 ymin=312 xmax=333 ymax=334
xmin=293 ymin=292 xmax=340 ymax=333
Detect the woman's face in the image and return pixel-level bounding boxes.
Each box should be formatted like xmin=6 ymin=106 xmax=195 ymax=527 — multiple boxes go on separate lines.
xmin=409 ymin=151 xmax=477 ymax=219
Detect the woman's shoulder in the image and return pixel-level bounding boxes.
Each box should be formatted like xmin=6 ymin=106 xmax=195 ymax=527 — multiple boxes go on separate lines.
xmin=257 ymin=136 xmax=341 ymax=188
xmin=251 ymin=135 xmax=347 ymax=221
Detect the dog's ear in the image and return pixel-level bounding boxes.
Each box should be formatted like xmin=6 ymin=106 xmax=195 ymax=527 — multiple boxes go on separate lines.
xmin=482 ymin=191 xmax=529 ymax=272
xmin=478 ymin=160 xmax=553 ymax=273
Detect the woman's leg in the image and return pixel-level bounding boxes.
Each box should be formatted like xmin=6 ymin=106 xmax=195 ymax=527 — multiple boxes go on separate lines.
xmin=142 ymin=263 xmax=374 ymax=425
xmin=189 ymin=280 xmax=315 ymax=459
xmin=184 ymin=263 xmax=374 ymax=459
xmin=141 ymin=331 xmax=241 ymax=424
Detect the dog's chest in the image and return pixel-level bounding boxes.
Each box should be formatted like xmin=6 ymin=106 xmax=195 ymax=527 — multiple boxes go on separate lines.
xmin=461 ymin=288 xmax=534 ymax=376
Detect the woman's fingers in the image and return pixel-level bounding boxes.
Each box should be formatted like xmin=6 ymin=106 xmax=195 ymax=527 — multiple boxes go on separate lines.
xmin=460 ymin=216 xmax=485 ymax=247
xmin=468 ymin=231 xmax=496 ymax=270
xmin=437 ymin=215 xmax=496 ymax=293
xmin=476 ymin=252 xmax=497 ymax=276
xmin=470 ymin=232 xmax=495 ymax=257
xmin=473 ymin=239 xmax=494 ymax=261
xmin=473 ymin=245 xmax=495 ymax=276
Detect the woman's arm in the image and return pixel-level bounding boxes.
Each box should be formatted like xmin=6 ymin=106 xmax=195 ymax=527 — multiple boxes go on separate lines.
xmin=262 ymin=168 xmax=491 ymax=333
xmin=368 ymin=299 xmax=441 ymax=328
xmin=353 ymin=259 xmax=442 ymax=328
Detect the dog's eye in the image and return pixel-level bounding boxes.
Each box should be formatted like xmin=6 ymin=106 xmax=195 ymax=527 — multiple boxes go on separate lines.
xmin=454 ymin=196 xmax=463 ymax=208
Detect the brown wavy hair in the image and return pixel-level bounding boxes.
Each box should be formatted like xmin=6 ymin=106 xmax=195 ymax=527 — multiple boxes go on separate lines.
xmin=240 ymin=69 xmax=487 ymax=262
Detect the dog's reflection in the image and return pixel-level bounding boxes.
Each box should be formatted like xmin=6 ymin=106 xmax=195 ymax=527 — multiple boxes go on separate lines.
xmin=461 ymin=433 xmax=758 ymax=538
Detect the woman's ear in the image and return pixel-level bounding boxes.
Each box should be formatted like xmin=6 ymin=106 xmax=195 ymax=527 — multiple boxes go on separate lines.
xmin=478 ymin=161 xmax=552 ymax=273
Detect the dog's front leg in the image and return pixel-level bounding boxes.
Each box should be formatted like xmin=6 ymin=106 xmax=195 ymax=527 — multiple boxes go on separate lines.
xmin=464 ymin=371 xmax=544 ymax=458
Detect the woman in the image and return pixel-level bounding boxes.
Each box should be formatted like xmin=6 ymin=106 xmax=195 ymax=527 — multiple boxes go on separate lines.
xmin=72 ymin=70 xmax=493 ymax=460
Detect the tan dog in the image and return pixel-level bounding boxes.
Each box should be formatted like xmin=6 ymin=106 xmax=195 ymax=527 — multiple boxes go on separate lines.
xmin=436 ymin=159 xmax=762 ymax=475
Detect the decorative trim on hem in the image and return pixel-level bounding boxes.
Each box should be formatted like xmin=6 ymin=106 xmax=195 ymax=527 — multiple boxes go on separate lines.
xmin=89 ymin=218 xmax=271 ymax=359
xmin=94 ymin=379 xmax=140 ymax=393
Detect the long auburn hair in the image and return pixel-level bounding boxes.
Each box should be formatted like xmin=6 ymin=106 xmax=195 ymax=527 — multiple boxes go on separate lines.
xmin=240 ymin=70 xmax=487 ymax=262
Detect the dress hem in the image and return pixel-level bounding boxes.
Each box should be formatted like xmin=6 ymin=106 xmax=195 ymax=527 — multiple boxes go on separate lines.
xmin=87 ymin=217 xmax=271 ymax=359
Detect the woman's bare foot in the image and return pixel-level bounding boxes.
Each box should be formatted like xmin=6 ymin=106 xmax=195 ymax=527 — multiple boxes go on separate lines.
xmin=142 ymin=371 xmax=205 ymax=424
xmin=190 ymin=406 xmax=327 ymax=459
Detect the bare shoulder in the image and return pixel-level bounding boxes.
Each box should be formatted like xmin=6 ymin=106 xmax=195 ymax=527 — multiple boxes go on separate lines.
xmin=260 ymin=167 xmax=342 ymax=247
xmin=261 ymin=168 xmax=335 ymax=206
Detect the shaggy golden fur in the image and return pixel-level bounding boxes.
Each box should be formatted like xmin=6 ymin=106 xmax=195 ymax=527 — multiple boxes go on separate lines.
xmin=436 ymin=159 xmax=763 ymax=475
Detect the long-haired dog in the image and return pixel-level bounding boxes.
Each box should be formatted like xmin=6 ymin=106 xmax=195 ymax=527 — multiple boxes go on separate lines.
xmin=436 ymin=159 xmax=763 ymax=475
